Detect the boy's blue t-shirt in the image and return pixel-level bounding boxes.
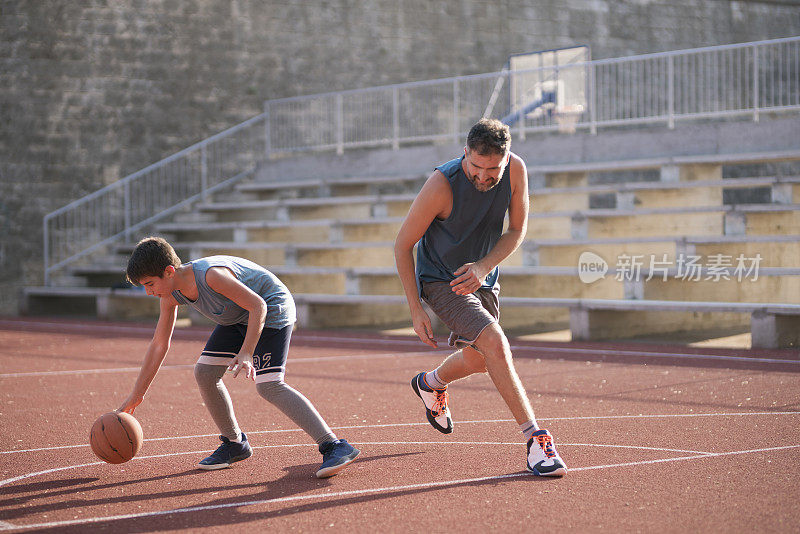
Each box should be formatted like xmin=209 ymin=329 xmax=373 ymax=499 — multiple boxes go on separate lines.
xmin=171 ymin=256 xmax=296 ymax=328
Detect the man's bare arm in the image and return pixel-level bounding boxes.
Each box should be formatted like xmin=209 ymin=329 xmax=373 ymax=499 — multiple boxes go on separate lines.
xmin=394 ymin=171 xmax=451 ymax=347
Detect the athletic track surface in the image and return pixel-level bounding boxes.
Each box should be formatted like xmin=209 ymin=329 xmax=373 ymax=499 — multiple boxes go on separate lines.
xmin=1 ymin=317 xmax=799 ymax=533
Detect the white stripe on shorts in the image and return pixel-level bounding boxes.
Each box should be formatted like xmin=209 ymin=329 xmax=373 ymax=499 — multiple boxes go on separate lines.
xmin=198 ymin=354 xmax=235 ymax=366
xmin=255 ymin=367 xmax=285 ymax=384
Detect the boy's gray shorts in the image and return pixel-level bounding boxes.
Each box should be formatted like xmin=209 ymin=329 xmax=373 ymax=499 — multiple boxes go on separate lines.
xmin=420 ymin=281 xmax=500 ymax=349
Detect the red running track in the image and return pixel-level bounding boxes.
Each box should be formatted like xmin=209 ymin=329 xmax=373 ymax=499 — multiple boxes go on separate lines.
xmin=1 ymin=317 xmax=799 ymax=533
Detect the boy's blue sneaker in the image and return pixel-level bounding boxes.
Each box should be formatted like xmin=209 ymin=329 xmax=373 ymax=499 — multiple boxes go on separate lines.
xmin=198 ymin=433 xmax=253 ymax=470
xmin=316 ymin=439 xmax=360 ymax=478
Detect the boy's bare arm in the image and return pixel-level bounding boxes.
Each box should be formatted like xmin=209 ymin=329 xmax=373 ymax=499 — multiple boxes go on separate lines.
xmin=119 ymin=297 xmax=178 ymax=413
xmin=205 ymin=266 xmax=267 ymax=380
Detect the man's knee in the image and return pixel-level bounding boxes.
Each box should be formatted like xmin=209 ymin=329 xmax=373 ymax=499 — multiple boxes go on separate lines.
xmin=474 ymin=323 xmax=510 ymax=362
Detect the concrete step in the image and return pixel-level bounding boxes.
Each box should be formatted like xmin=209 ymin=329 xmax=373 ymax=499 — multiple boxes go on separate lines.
xmin=532 ymin=149 xmax=800 ymax=187
xmin=21 ymin=285 xmax=798 ymax=347
xmin=238 ymin=173 xmax=426 ymax=200
xmin=124 ymin=241 xmax=398 ymax=269
xmin=513 ymin=234 xmax=800 ymax=269
xmin=532 ymin=176 xmax=800 ymax=211
xmin=67 ymin=261 xmax=798 ymax=309
xmin=21 ymin=287 xmax=160 ymax=320
xmin=639 ymin=271 xmax=800 ymax=303
xmin=155 ymin=217 xmax=405 ymax=244
xmin=528 ymin=204 xmax=800 ymax=241
xmin=291 ymin=293 xmax=571 ymax=331
xmin=196 ymin=194 xmax=415 ymax=222
xmin=157 ymin=219 xmax=334 ymax=243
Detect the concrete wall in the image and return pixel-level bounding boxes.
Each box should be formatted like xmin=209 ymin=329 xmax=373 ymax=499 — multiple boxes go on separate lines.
xmin=2 ymin=0 xmax=799 ymax=312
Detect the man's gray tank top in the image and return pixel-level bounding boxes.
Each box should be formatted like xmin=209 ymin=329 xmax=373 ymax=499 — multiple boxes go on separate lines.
xmin=416 ymin=155 xmax=512 ymax=291
xmin=171 ymin=256 xmax=296 ymax=328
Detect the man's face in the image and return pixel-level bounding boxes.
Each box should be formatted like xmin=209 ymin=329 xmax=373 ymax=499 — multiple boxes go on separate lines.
xmin=463 ymin=148 xmax=509 ymax=192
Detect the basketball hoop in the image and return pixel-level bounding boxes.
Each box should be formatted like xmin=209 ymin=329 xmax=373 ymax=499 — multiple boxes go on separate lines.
xmin=555 ymin=104 xmax=584 ymax=134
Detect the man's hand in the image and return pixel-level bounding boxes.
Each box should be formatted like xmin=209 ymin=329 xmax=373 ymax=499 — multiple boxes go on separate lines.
xmin=411 ymin=307 xmax=438 ymax=348
xmin=450 ymin=262 xmax=489 ymax=295
xmin=228 ymin=353 xmax=256 ymax=380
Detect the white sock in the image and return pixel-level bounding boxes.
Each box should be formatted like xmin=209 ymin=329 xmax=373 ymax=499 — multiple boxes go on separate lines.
xmin=424 ymin=369 xmax=448 ymax=390
xmin=520 ymin=420 xmax=539 ymax=440
xmin=230 ymin=432 xmax=243 ymax=443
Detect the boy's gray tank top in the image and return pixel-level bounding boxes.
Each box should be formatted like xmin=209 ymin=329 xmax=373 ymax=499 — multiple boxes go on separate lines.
xmin=171 ymin=256 xmax=296 ymax=328
xmin=416 ymin=155 xmax=512 ymax=292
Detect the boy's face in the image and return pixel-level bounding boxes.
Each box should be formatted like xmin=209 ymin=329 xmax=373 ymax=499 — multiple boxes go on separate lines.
xmin=138 ymin=266 xmax=176 ymax=298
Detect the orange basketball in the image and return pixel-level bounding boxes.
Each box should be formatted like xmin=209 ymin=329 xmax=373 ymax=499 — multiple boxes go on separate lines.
xmin=89 ymin=411 xmax=143 ymax=464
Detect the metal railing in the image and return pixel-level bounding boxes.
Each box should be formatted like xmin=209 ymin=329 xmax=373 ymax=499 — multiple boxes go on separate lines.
xmin=43 ymin=36 xmax=800 ymax=284
xmin=43 ymin=114 xmax=268 ymax=284
xmin=266 ymin=36 xmax=800 ymax=153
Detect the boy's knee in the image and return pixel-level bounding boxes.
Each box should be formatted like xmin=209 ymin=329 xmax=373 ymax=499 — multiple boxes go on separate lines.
xmin=194 ymin=362 xmax=224 ymax=384
xmin=256 ymin=380 xmax=287 ymax=402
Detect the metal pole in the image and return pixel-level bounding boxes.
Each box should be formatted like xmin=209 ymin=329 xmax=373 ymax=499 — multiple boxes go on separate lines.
xmin=589 ymin=62 xmax=597 ymax=135
xmin=201 ymin=144 xmax=208 ymax=201
xmin=753 ymin=45 xmax=760 ymax=122
xmin=453 ymin=79 xmax=460 ymax=145
xmin=43 ymin=217 xmax=50 ymax=286
xmin=124 ymin=181 xmax=131 ymax=242
xmin=264 ymin=103 xmax=272 ymax=160
xmin=336 ymin=93 xmax=344 ymax=155
xmin=392 ymin=87 xmax=399 ymax=150
xmin=668 ymin=55 xmax=675 ymax=129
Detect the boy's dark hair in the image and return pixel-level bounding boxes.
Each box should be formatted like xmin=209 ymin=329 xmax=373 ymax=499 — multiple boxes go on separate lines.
xmin=466 ymin=118 xmax=511 ymax=156
xmin=126 ymin=236 xmax=181 ymax=285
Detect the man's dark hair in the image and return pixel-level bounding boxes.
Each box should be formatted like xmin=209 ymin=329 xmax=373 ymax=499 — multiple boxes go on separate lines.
xmin=466 ymin=118 xmax=511 ymax=156
xmin=126 ymin=236 xmax=181 ymax=285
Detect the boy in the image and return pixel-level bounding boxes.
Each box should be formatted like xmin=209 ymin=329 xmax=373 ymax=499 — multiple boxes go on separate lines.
xmin=118 ymin=236 xmax=359 ymax=478
xmin=394 ymin=119 xmax=566 ymax=476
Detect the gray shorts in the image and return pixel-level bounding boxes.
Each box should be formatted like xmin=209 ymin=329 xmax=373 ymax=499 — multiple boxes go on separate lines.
xmin=420 ymin=281 xmax=500 ymax=349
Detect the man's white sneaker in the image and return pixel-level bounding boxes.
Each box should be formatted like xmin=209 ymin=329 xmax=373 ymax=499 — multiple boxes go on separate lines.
xmin=411 ymin=372 xmax=453 ymax=434
xmin=526 ymin=429 xmax=567 ymax=476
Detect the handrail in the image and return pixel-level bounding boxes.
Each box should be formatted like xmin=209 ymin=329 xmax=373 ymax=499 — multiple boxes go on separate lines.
xmin=43 ymin=114 xmax=268 ymax=284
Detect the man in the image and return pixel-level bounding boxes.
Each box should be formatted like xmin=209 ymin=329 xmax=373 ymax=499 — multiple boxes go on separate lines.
xmin=394 ymin=118 xmax=566 ymax=476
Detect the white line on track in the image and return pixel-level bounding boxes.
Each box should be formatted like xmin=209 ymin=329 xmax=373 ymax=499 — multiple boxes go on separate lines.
xmin=297 ymin=334 xmax=800 ymax=365
xmin=0 ymin=440 xmax=713 ymax=489
xmin=0 ymin=351 xmax=439 ymax=379
xmin=0 ymin=364 xmax=193 ymax=378
xmin=2 ymin=412 xmax=798 ymax=455
xmin=1 ymin=443 xmax=799 ymax=532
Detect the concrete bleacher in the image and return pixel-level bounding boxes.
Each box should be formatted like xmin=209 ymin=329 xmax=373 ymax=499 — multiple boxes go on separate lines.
xmin=23 ymin=144 xmax=800 ymax=348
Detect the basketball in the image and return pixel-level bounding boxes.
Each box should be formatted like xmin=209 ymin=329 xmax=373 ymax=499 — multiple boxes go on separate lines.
xmin=89 ymin=411 xmax=143 ymax=464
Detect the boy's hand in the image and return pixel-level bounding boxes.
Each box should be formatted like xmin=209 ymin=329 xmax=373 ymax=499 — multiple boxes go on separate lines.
xmin=228 ymin=354 xmax=255 ymax=380
xmin=118 ymin=393 xmax=143 ymax=414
